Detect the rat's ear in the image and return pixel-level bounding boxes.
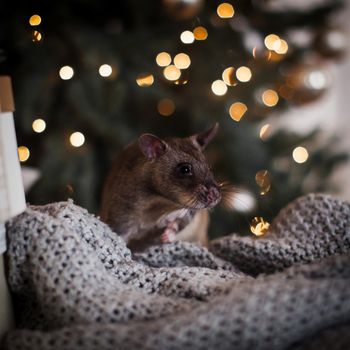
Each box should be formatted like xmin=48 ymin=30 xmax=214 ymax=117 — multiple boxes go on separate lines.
xmin=138 ymin=134 xmax=168 ymax=160
xmin=191 ymin=123 xmax=219 ymax=150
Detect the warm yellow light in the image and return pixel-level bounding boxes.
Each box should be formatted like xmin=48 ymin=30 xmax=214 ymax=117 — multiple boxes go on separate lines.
xmin=32 ymin=30 xmax=42 ymax=42
xmin=32 ymin=119 xmax=46 ymax=133
xmin=163 ymin=65 xmax=181 ymax=81
xmin=258 ymin=50 xmax=273 ymax=62
xmin=252 ymin=47 xmax=273 ymax=61
xmin=269 ymin=51 xmax=284 ymax=62
xmin=255 ymin=170 xmax=271 ymax=195
xmin=229 ymin=102 xmax=248 ymax=121
xmin=262 ymin=89 xmax=279 ymax=107
xmin=217 ymin=3 xmax=235 ymax=18
xmin=59 ymin=66 xmax=74 ymax=80
xmin=252 ymin=47 xmax=258 ymax=59
xmin=292 ymin=147 xmax=309 ymax=164
xmin=222 ymin=67 xmax=237 ymax=86
xmin=259 ymin=124 xmax=271 ymax=140
xmin=264 ymin=34 xmax=281 ymax=50
xmin=69 ymin=132 xmax=85 ymax=148
xmin=156 ymin=52 xmax=172 ymax=67
xmin=180 ymin=31 xmax=195 ymax=44
xmin=275 ymin=39 xmax=288 ymax=54
xmin=29 ymin=14 xmax=41 ymax=26
xmin=250 ymin=217 xmax=270 ymax=236
xmin=193 ymin=26 xmax=208 ymax=40
xmin=18 ymin=146 xmax=30 ymax=162
xmin=174 ymin=77 xmax=189 ymax=85
xmin=136 ymin=73 xmax=154 ymax=87
xmin=174 ymin=53 xmax=191 ymax=69
xmin=99 ymin=64 xmax=113 ymax=77
xmin=272 ymin=39 xmax=281 ymax=51
xmin=236 ymin=66 xmax=252 ymax=82
xmin=157 ymin=99 xmax=176 ymax=116
xmin=211 ymin=80 xmax=228 ymax=96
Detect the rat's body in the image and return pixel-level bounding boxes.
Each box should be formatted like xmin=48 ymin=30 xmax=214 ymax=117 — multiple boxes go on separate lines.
xmin=100 ymin=124 xmax=220 ymax=251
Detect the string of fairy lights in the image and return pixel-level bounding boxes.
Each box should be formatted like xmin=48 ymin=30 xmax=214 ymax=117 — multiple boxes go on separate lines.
xmin=18 ymin=13 xmax=115 ymax=161
xmin=133 ymin=2 xmax=311 ymax=235
xmin=19 ymin=2 xmax=317 ymax=236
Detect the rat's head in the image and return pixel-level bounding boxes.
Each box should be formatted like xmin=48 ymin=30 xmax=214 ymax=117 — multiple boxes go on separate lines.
xmin=138 ymin=123 xmax=221 ymax=210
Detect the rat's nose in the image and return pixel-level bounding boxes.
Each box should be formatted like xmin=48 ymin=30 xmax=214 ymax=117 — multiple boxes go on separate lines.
xmin=197 ymin=181 xmax=221 ymax=207
xmin=199 ymin=181 xmax=220 ymax=207
xmin=206 ymin=185 xmax=220 ymax=204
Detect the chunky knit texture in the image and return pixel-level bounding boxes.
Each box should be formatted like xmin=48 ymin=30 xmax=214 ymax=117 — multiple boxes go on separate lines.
xmin=2 ymin=193 xmax=350 ymax=350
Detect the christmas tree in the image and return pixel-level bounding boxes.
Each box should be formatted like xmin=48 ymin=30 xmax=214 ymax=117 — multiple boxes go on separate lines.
xmin=1 ymin=0 xmax=348 ymax=237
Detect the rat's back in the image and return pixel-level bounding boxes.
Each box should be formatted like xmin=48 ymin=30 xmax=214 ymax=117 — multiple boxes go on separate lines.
xmin=100 ymin=142 xmax=144 ymax=230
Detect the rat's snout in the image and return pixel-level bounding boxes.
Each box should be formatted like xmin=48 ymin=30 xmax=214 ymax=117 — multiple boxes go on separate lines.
xmin=206 ymin=186 xmax=220 ymax=205
xmin=197 ymin=181 xmax=221 ymax=208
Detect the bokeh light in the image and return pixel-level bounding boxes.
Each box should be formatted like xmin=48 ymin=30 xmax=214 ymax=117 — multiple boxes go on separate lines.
xmin=255 ymin=169 xmax=271 ymax=195
xmin=225 ymin=189 xmax=256 ymax=212
xmin=236 ymin=66 xmax=252 ymax=82
xmin=174 ymin=77 xmax=189 ymax=85
xmin=252 ymin=47 xmax=272 ymax=61
xmin=264 ymin=34 xmax=280 ymax=50
xmin=262 ymin=89 xmax=279 ymax=107
xmin=180 ymin=31 xmax=195 ymax=44
xmin=32 ymin=30 xmax=42 ymax=42
xmin=32 ymin=119 xmax=46 ymax=133
xmin=59 ymin=66 xmax=74 ymax=80
xmin=222 ymin=67 xmax=237 ymax=86
xmin=18 ymin=146 xmax=30 ymax=162
xmin=217 ymin=3 xmax=234 ymax=18
xmin=259 ymin=124 xmax=271 ymax=140
xmin=304 ymin=70 xmax=329 ymax=90
xmin=250 ymin=217 xmax=270 ymax=236
xmin=229 ymin=102 xmax=247 ymax=121
xmin=174 ymin=53 xmax=191 ymax=69
xmin=99 ymin=64 xmax=113 ymax=77
xmin=157 ymin=98 xmax=176 ymax=116
xmin=163 ymin=65 xmax=181 ymax=81
xmin=69 ymin=132 xmax=85 ymax=148
xmin=275 ymin=39 xmax=288 ymax=54
xmin=193 ymin=26 xmax=208 ymax=40
xmin=211 ymin=80 xmax=228 ymax=96
xmin=136 ymin=73 xmax=154 ymax=87
xmin=156 ymin=52 xmax=172 ymax=67
xmin=324 ymin=29 xmax=347 ymax=51
xmin=292 ymin=146 xmax=309 ymax=163
xmin=29 ymin=14 xmax=41 ymax=26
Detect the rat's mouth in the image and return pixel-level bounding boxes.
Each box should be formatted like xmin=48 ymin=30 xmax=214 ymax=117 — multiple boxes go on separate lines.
xmin=176 ymin=184 xmax=221 ymax=209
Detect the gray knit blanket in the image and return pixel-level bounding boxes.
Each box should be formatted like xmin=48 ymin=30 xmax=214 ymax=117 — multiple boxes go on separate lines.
xmin=2 ymin=193 xmax=350 ymax=350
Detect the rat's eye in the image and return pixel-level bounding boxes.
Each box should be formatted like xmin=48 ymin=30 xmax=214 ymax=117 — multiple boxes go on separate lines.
xmin=176 ymin=163 xmax=193 ymax=176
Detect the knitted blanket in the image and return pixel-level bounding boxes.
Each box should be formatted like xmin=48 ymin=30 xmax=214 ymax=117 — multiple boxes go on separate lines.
xmin=2 ymin=193 xmax=350 ymax=350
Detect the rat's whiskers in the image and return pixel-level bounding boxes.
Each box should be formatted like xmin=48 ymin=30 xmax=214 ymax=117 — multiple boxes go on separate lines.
xmin=218 ymin=181 xmax=255 ymax=212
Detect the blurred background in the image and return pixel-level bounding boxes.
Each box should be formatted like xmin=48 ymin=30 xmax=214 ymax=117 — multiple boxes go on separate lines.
xmin=1 ymin=0 xmax=349 ymax=238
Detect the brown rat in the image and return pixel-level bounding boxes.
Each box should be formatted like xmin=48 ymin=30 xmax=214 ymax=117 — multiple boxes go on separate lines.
xmin=100 ymin=123 xmax=221 ymax=251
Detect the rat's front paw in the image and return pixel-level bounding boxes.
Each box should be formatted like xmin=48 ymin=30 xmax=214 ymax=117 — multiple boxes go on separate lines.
xmin=160 ymin=228 xmax=177 ymax=243
xmin=160 ymin=221 xmax=179 ymax=243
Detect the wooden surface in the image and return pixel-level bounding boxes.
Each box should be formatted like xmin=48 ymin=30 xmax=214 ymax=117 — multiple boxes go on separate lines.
xmin=0 ymin=77 xmax=15 ymax=113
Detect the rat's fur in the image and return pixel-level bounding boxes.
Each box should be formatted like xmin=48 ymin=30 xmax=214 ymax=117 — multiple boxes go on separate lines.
xmin=100 ymin=124 xmax=220 ymax=251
